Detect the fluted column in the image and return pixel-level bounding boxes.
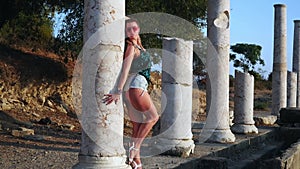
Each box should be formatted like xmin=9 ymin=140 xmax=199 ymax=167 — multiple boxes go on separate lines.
xmin=204 ymin=0 xmax=235 ymax=143
xmin=156 ymin=37 xmax=195 ymax=157
xmin=231 ymin=70 xmax=258 ymax=134
xmin=292 ymin=20 xmax=300 ymax=107
xmin=73 ymin=0 xmax=130 ymax=168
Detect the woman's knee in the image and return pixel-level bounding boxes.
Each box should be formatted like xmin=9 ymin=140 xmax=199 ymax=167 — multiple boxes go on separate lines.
xmin=145 ymin=109 xmax=159 ymax=124
xmin=152 ymin=114 xmax=159 ymax=124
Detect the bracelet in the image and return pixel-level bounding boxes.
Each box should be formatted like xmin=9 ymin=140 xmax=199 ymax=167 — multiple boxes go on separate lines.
xmin=116 ymin=89 xmax=122 ymax=95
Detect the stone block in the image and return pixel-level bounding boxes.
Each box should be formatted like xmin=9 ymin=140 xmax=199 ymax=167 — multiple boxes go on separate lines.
xmin=280 ymin=139 xmax=300 ymax=169
xmin=254 ymin=115 xmax=277 ymax=126
xmin=279 ymin=107 xmax=300 ymax=123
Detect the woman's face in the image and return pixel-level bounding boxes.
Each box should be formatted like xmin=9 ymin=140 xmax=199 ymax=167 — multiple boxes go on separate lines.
xmin=126 ymin=21 xmax=140 ymax=40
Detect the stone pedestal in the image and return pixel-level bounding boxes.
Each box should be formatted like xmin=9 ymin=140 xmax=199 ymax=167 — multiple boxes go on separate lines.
xmin=203 ymin=0 xmax=235 ymax=143
xmin=292 ymin=20 xmax=300 ymax=107
xmin=287 ymin=71 xmax=297 ymax=107
xmin=272 ymin=4 xmax=287 ymax=116
xmin=156 ymin=38 xmax=195 ymax=157
xmin=73 ymin=0 xmax=130 ymax=168
xmin=231 ymin=70 xmax=258 ymax=134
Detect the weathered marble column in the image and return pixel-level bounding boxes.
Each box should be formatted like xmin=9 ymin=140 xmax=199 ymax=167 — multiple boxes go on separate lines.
xmin=272 ymin=4 xmax=287 ymax=116
xmin=287 ymin=71 xmax=297 ymax=107
xmin=231 ymin=70 xmax=258 ymax=134
xmin=292 ymin=20 xmax=300 ymax=107
xmin=73 ymin=0 xmax=130 ymax=168
xmin=156 ymin=37 xmax=195 ymax=157
xmin=203 ymin=0 xmax=235 ymax=143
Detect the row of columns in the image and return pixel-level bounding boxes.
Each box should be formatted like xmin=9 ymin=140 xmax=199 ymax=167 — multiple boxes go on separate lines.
xmin=73 ymin=0 xmax=300 ymax=168
xmin=73 ymin=0 xmax=238 ymax=167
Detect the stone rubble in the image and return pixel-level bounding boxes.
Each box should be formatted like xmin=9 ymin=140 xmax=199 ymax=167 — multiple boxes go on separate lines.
xmin=11 ymin=127 xmax=34 ymax=137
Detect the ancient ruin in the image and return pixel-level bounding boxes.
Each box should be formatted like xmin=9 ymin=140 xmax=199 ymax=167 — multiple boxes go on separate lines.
xmin=73 ymin=0 xmax=130 ymax=168
xmin=204 ymin=0 xmax=235 ymax=143
xmin=272 ymin=4 xmax=287 ymax=116
xmin=287 ymin=71 xmax=297 ymax=107
xmin=292 ymin=20 xmax=300 ymax=107
xmin=231 ymin=70 xmax=258 ymax=134
xmin=156 ymin=38 xmax=195 ymax=157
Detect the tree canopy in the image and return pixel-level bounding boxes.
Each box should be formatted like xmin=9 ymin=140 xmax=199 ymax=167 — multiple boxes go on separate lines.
xmin=0 ymin=0 xmax=207 ymax=62
xmin=230 ymin=43 xmax=265 ymax=80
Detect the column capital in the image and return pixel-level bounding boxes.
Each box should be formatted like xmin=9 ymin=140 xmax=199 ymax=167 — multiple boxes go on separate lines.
xmin=274 ymin=4 xmax=286 ymax=8
xmin=294 ymin=20 xmax=300 ymax=23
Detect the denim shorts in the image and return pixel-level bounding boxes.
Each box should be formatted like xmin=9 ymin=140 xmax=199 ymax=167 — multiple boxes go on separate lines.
xmin=124 ymin=73 xmax=148 ymax=92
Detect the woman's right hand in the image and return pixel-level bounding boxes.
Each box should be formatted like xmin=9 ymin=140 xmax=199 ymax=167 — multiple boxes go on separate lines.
xmin=102 ymin=93 xmax=120 ymax=105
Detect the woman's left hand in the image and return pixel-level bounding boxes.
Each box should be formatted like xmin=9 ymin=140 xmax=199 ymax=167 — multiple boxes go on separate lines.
xmin=103 ymin=94 xmax=120 ymax=105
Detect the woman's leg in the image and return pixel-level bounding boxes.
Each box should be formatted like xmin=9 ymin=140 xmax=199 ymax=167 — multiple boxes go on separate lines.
xmin=124 ymin=91 xmax=143 ymax=166
xmin=134 ymin=100 xmax=158 ymax=149
xmin=124 ymin=91 xmax=143 ymax=139
xmin=128 ymin=88 xmax=159 ymax=167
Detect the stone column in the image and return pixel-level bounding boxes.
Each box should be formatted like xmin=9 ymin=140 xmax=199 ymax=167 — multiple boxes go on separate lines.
xmin=287 ymin=71 xmax=297 ymax=107
xmin=203 ymin=0 xmax=235 ymax=143
xmin=292 ymin=20 xmax=300 ymax=107
xmin=73 ymin=0 xmax=130 ymax=168
xmin=231 ymin=70 xmax=258 ymax=134
xmin=156 ymin=37 xmax=195 ymax=157
xmin=272 ymin=4 xmax=287 ymax=116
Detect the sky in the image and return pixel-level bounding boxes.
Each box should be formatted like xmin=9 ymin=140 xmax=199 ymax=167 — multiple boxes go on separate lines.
xmin=230 ymin=0 xmax=300 ymax=78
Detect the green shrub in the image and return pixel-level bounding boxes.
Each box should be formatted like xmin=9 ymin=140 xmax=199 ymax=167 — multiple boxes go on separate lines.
xmin=254 ymin=101 xmax=269 ymax=110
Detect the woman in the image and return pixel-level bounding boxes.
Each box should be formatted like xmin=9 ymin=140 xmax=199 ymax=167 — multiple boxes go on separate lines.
xmin=103 ymin=18 xmax=159 ymax=169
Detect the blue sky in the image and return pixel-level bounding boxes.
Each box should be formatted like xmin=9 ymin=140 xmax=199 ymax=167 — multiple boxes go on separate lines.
xmin=230 ymin=0 xmax=300 ymax=77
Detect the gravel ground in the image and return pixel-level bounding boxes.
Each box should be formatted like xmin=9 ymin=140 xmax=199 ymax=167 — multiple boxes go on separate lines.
xmin=0 ymin=129 xmax=79 ymax=169
xmin=0 ymin=145 xmax=78 ymax=169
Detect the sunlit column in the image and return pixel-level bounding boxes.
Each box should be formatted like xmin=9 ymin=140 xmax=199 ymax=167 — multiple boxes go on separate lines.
xmin=73 ymin=0 xmax=130 ymax=168
xmin=231 ymin=70 xmax=258 ymax=134
xmin=272 ymin=4 xmax=287 ymax=116
xmin=204 ymin=0 xmax=235 ymax=143
xmin=287 ymin=71 xmax=297 ymax=107
xmin=156 ymin=38 xmax=195 ymax=157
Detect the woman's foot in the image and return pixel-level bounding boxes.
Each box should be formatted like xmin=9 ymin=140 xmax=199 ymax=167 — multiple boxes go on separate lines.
xmin=131 ymin=159 xmax=142 ymax=169
xmin=128 ymin=142 xmax=139 ymax=164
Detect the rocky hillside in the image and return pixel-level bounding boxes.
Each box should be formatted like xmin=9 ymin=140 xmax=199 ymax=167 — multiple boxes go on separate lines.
xmin=0 ymin=44 xmax=79 ymax=131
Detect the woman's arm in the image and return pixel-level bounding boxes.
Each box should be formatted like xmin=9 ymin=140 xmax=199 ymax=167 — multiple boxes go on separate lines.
xmin=103 ymin=44 xmax=135 ymax=105
xmin=117 ymin=44 xmax=135 ymax=91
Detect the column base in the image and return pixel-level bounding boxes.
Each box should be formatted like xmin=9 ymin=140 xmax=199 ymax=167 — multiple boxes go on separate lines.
xmin=231 ymin=124 xmax=258 ymax=134
xmin=72 ymin=155 xmax=131 ymax=169
xmin=200 ymin=129 xmax=236 ymax=143
xmin=154 ymin=138 xmax=195 ymax=157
